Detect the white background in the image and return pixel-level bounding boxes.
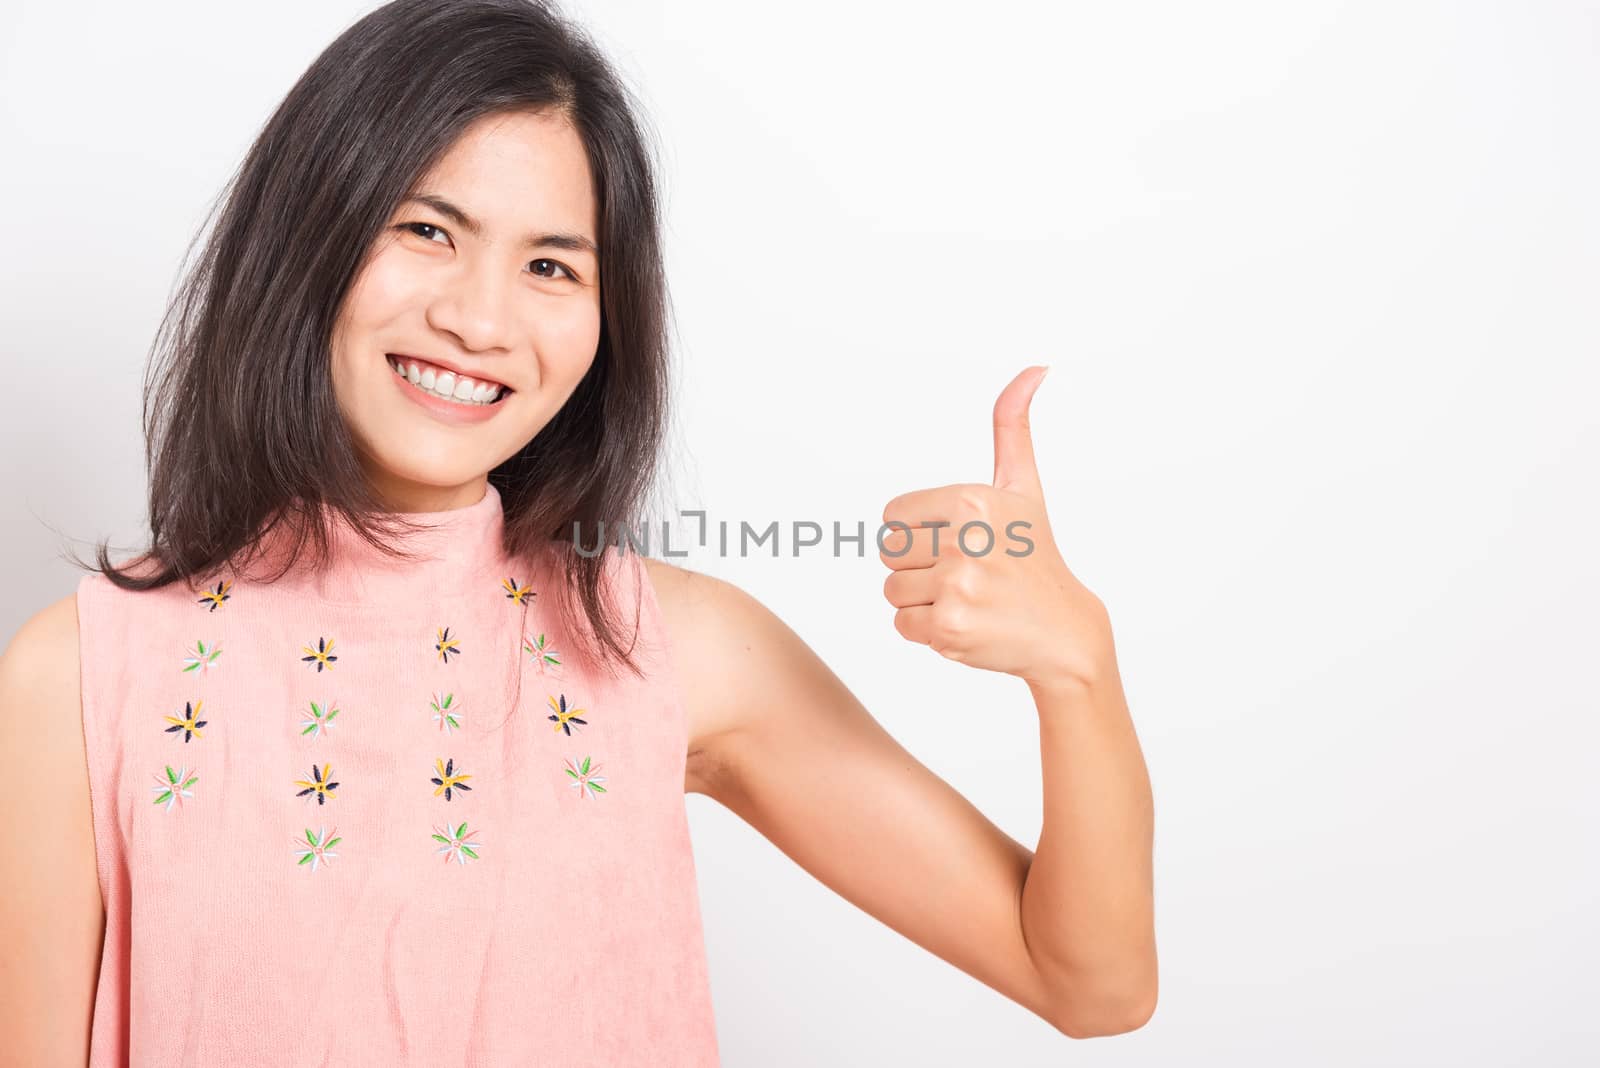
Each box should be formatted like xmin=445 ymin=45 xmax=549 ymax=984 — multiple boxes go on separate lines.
xmin=3 ymin=1 xmax=1597 ymax=1064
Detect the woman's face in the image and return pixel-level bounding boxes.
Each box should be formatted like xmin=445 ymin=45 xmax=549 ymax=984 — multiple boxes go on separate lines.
xmin=330 ymin=109 xmax=602 ymax=512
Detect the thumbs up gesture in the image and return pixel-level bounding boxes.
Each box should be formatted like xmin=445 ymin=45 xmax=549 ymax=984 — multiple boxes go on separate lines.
xmin=880 ymin=366 xmax=1113 ymax=692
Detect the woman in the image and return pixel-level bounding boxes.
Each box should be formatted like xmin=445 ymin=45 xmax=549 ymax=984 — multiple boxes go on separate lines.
xmin=0 ymin=0 xmax=1156 ymax=1062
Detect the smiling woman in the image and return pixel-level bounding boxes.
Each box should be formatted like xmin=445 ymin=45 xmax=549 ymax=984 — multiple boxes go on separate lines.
xmin=89 ymin=0 xmax=666 ymax=676
xmin=0 ymin=0 xmax=721 ymax=1063
xmin=329 ymin=110 xmax=604 ymax=500
xmin=1 ymin=0 xmax=1158 ymax=1063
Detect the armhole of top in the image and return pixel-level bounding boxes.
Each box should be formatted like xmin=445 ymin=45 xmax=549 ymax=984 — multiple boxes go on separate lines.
xmin=621 ymin=548 xmax=693 ymax=770
xmin=72 ymin=572 xmax=115 ymax=912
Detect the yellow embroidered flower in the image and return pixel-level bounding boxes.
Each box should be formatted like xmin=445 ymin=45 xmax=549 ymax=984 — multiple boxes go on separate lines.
xmin=430 ymin=757 xmax=473 ymax=801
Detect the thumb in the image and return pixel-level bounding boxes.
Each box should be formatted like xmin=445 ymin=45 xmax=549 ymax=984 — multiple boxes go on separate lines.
xmin=992 ymin=365 xmax=1048 ymax=495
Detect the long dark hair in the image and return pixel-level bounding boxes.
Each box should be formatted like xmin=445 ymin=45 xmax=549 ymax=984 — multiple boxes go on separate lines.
xmin=76 ymin=0 xmax=676 ymax=678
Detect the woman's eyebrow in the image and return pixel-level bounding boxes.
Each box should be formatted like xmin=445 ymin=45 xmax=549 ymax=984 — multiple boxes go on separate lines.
xmin=400 ymin=193 xmax=599 ymax=257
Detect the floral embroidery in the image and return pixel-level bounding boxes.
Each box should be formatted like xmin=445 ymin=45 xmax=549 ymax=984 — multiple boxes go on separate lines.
xmin=299 ymin=700 xmax=339 ymax=738
xmin=151 ymin=765 xmax=199 ymax=811
xmin=564 ymin=756 xmax=607 ymax=799
xmin=294 ymin=826 xmax=341 ymax=871
xmin=547 ymin=693 xmax=587 ymax=736
xmin=431 ymin=692 xmax=463 ymax=734
xmin=430 ymin=757 xmax=473 ymax=800
xmin=523 ymin=633 xmax=561 ymax=675
xmin=197 ymin=580 xmax=232 ymax=612
xmin=434 ymin=626 xmax=461 ymax=664
xmin=501 ymin=577 xmax=534 ymax=604
xmin=163 ymin=700 xmax=208 ymax=743
xmin=432 ymin=821 xmax=483 ymax=865
xmin=301 ymin=637 xmax=338 ymax=672
xmin=294 ymin=763 xmax=340 ymax=804
xmin=181 ymin=640 xmax=222 ymax=674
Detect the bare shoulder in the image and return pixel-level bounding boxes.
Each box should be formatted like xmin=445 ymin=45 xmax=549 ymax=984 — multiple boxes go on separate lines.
xmin=638 ymin=556 xmax=797 ymax=794
xmin=0 ymin=589 xmax=103 ymax=1061
xmin=1 ymin=592 xmax=85 ymax=735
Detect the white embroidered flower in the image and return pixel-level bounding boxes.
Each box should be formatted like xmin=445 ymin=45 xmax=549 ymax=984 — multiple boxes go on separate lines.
xmin=432 ymin=821 xmax=484 ymax=866
xmin=151 ymin=765 xmax=198 ymax=812
xmin=564 ymin=756 xmax=607 ymax=799
xmin=299 ymin=699 xmax=339 ymax=739
xmin=181 ymin=639 xmax=222 ymax=674
xmin=294 ymin=826 xmax=341 ymax=871
xmin=430 ymin=692 xmax=463 ymax=734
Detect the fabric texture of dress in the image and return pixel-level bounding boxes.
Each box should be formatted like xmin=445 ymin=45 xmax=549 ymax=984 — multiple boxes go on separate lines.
xmin=73 ymin=482 xmax=720 ymax=1065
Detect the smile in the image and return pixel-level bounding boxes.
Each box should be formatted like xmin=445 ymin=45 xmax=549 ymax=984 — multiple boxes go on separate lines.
xmin=386 ymin=354 xmax=511 ymax=406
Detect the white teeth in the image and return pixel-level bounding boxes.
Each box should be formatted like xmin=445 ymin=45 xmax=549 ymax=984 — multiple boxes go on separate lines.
xmin=386 ymin=355 xmax=506 ymax=406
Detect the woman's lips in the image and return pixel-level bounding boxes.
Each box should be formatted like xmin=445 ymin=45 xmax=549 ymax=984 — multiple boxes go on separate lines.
xmin=387 ymin=356 xmax=510 ymax=425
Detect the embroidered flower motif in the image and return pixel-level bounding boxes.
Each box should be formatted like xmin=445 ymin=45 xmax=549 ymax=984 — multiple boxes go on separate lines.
xmin=294 ymin=826 xmax=342 ymax=871
xmin=197 ymin=580 xmax=232 ymax=612
xmin=547 ymin=693 xmax=587 ymax=736
xmin=151 ymin=765 xmax=199 ymax=811
xmin=564 ymin=756 xmax=607 ymax=799
xmin=430 ymin=757 xmax=473 ymax=801
xmin=501 ymin=577 xmax=534 ymax=604
xmin=294 ymin=763 xmax=340 ymax=805
xmin=430 ymin=692 xmax=463 ymax=734
xmin=299 ymin=700 xmax=339 ymax=739
xmin=301 ymin=637 xmax=338 ymax=672
xmin=434 ymin=627 xmax=461 ymax=664
xmin=181 ymin=640 xmax=222 ymax=674
xmin=523 ymin=633 xmax=561 ymax=675
xmin=432 ymin=821 xmax=483 ymax=865
xmin=162 ymin=699 xmax=208 ymax=743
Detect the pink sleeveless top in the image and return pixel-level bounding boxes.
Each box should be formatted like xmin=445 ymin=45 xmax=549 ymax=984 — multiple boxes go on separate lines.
xmin=73 ymin=483 xmax=720 ymax=1065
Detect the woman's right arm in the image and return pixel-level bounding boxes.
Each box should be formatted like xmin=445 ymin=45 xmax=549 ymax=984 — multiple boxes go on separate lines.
xmin=0 ymin=592 xmax=104 ymax=1066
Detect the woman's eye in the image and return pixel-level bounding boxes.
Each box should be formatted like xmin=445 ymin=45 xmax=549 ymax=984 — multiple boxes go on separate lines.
xmin=530 ymin=258 xmax=577 ymax=282
xmin=400 ymin=221 xmax=449 ymax=244
xmin=397 ymin=224 xmax=576 ymax=282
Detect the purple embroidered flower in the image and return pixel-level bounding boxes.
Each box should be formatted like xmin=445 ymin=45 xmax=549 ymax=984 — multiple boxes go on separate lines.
xmin=435 ymin=626 xmax=461 ymax=664
xmin=547 ymin=693 xmax=587 ymax=736
xmin=197 ymin=580 xmax=232 ymax=612
xmin=430 ymin=757 xmax=473 ymax=801
xmin=162 ymin=700 xmax=208 ymax=743
xmin=301 ymin=637 xmax=338 ymax=672
xmin=294 ymin=763 xmax=340 ymax=805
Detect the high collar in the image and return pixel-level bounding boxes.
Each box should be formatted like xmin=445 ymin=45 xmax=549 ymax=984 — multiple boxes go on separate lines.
xmin=241 ymin=481 xmax=513 ymax=607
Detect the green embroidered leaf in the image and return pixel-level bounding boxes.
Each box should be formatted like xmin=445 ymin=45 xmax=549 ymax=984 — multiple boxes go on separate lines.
xmin=589 ymin=783 xmax=607 ymax=793
xmin=461 ymin=846 xmax=479 ymax=859
xmin=580 ymin=756 xmax=591 ymax=775
xmin=298 ymin=853 xmax=314 ymax=865
xmin=152 ymin=790 xmax=173 ymax=805
xmin=431 ymin=834 xmax=450 ymax=844
xmin=455 ymin=821 xmax=467 ymax=838
xmin=306 ymin=828 xmax=318 ymax=845
xmin=325 ymin=837 xmax=342 ymax=848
